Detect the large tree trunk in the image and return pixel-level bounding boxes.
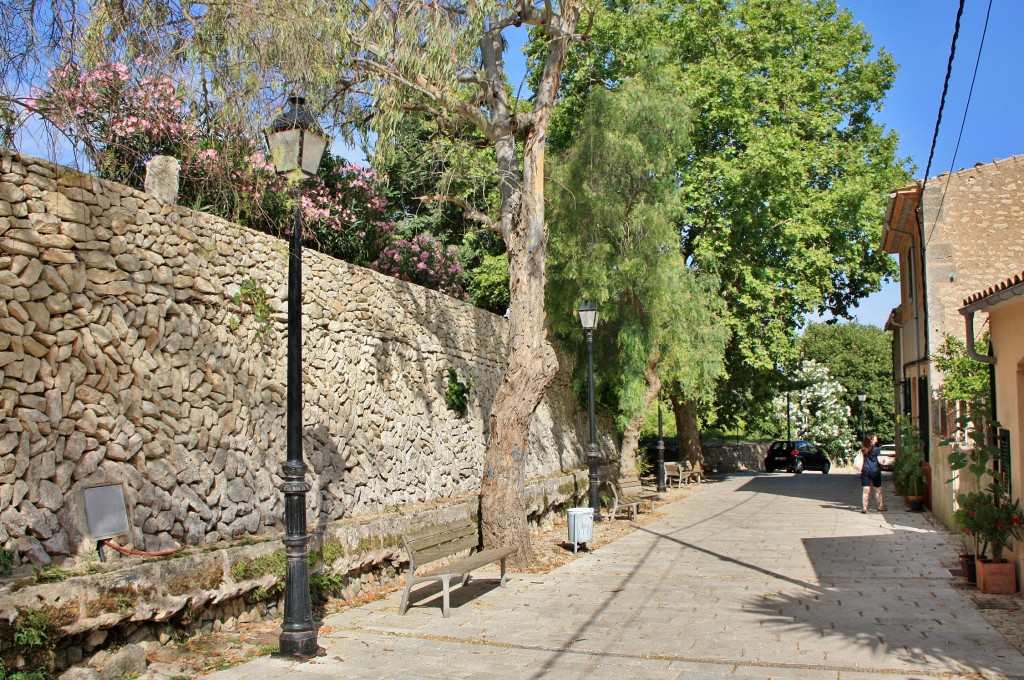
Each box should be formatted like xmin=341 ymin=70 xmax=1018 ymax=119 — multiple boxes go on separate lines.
xmin=480 ymin=131 xmax=558 ymax=565
xmin=618 ymin=359 xmax=661 ymax=477
xmin=672 ymin=395 xmax=703 ymax=467
xmin=478 ymin=2 xmax=580 ymax=567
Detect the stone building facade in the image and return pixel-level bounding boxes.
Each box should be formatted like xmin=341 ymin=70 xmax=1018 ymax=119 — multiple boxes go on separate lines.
xmin=882 ymin=154 xmax=1024 ymax=527
xmin=0 ymin=148 xmax=607 ymax=567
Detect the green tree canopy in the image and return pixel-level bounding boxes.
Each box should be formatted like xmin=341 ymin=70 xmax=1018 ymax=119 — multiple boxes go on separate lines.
xmin=799 ymin=321 xmax=894 ymax=441
xmin=532 ymin=0 xmax=911 ymax=432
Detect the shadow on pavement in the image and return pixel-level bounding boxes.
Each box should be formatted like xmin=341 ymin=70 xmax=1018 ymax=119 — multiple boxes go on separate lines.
xmin=401 ymin=577 xmax=503 ymax=616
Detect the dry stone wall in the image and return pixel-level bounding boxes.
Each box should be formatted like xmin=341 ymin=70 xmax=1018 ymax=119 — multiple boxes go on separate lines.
xmin=0 ymin=149 xmax=606 ymax=566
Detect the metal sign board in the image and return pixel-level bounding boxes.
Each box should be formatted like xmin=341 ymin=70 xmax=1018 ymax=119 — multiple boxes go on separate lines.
xmin=83 ymin=484 xmax=130 ymax=540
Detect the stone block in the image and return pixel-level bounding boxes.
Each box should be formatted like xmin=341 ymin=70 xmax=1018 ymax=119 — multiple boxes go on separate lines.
xmin=43 ymin=190 xmax=92 ymax=224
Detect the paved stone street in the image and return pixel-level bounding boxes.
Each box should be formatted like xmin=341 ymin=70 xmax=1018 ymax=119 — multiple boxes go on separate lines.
xmin=208 ymin=470 xmax=1024 ymax=679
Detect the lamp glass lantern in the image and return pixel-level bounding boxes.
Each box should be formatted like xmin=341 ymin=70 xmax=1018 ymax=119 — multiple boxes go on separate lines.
xmin=857 ymin=392 xmax=867 ymax=404
xmin=578 ymin=302 xmax=599 ymax=331
xmin=266 ymin=95 xmax=330 ymax=177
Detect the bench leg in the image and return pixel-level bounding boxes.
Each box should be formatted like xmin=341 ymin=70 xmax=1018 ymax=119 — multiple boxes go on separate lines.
xmin=399 ymin=577 xmax=414 ymax=615
xmin=441 ymin=576 xmax=452 ymax=618
xmin=462 ymin=572 xmax=472 ymax=586
xmin=499 ymin=558 xmax=507 ymax=587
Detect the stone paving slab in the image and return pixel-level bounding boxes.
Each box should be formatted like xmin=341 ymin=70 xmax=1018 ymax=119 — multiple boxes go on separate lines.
xmin=208 ymin=470 xmax=1024 ymax=679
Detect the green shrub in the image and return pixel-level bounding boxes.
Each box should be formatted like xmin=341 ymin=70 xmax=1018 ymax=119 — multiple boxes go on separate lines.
xmin=444 ymin=368 xmax=472 ymax=415
xmin=13 ymin=609 xmax=54 ymax=649
xmin=0 ymin=546 xmax=13 ymax=576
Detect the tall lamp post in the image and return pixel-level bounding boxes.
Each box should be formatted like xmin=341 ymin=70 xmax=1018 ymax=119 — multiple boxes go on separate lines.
xmin=857 ymin=392 xmax=867 ymax=441
xmin=656 ymin=400 xmax=666 ymax=492
xmin=578 ymin=302 xmax=601 ymax=521
xmin=266 ymin=94 xmax=329 ymax=659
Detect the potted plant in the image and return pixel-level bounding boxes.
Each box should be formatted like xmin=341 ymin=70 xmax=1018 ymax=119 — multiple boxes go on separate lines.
xmin=948 ymin=406 xmax=1023 ymax=593
xmin=952 ymin=491 xmax=987 ymax=584
xmin=895 ymin=422 xmax=926 ymax=511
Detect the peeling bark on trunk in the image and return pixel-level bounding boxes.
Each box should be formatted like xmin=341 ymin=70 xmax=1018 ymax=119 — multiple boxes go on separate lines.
xmin=672 ymin=395 xmax=703 ymax=467
xmin=477 ymin=2 xmax=581 ymax=567
xmin=618 ymin=361 xmax=661 ymax=477
xmin=480 ymin=128 xmax=558 ymax=565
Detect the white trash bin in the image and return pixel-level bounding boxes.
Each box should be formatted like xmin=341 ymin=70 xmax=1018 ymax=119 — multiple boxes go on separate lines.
xmin=567 ymin=507 xmax=594 ymax=554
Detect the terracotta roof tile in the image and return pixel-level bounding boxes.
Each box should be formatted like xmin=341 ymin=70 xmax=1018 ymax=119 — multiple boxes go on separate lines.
xmin=962 ymin=271 xmax=1024 ymax=307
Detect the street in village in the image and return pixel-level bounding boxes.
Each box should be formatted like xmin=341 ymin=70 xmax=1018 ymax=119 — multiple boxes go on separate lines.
xmin=206 ymin=469 xmax=1024 ymax=680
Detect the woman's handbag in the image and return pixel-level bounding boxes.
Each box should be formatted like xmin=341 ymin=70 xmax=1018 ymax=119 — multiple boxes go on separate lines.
xmin=853 ymin=451 xmax=864 ymax=472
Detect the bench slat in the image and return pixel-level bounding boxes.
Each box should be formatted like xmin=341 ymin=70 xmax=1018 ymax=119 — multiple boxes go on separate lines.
xmin=427 ymin=546 xmax=517 ymax=577
xmin=412 ymin=536 xmax=479 ymax=567
xmin=406 ymin=520 xmax=476 ymax=553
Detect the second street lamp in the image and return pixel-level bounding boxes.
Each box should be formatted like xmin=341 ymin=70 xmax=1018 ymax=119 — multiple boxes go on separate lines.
xmin=656 ymin=400 xmax=666 ymax=492
xmin=265 ymin=94 xmax=329 ymax=659
xmin=578 ymin=302 xmax=601 ymax=521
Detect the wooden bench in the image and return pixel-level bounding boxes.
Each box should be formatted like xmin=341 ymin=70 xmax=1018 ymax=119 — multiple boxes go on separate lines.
xmin=603 ymin=479 xmax=641 ymax=520
xmin=663 ymin=461 xmax=685 ymax=487
xmin=603 ymin=475 xmax=659 ymax=520
xmin=399 ymin=518 xmax=517 ymax=618
xmin=682 ymin=460 xmax=706 ymax=484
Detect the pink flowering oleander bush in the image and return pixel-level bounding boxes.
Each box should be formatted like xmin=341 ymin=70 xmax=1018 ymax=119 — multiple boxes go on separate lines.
xmin=301 ymin=159 xmax=395 ymax=266
xmin=33 ymin=60 xmax=479 ymax=296
xmin=178 ymin=132 xmax=294 ymax=236
xmin=373 ymin=234 xmax=464 ymax=298
xmin=34 ymin=60 xmax=196 ymax=187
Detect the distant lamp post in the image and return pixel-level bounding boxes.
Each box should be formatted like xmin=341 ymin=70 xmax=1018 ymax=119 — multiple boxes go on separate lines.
xmin=266 ymin=94 xmax=329 ymax=659
xmin=578 ymin=302 xmax=602 ymax=521
xmin=656 ymin=400 xmax=666 ymax=492
xmin=857 ymin=392 xmax=867 ymax=440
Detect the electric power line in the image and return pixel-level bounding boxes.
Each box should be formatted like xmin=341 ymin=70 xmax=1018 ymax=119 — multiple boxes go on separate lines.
xmin=921 ymin=0 xmax=966 ymax=194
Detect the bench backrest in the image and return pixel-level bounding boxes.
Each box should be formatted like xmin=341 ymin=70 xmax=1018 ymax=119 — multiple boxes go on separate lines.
xmin=403 ymin=518 xmax=478 ymax=572
xmin=664 ymin=462 xmax=682 ymax=475
xmin=618 ymin=476 xmax=644 ymax=496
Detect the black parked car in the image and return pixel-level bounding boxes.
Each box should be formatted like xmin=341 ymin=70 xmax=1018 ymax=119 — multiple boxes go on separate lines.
xmin=764 ymin=440 xmax=831 ymax=474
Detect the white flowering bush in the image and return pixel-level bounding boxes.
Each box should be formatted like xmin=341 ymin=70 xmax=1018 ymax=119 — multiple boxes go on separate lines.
xmin=774 ymin=359 xmax=852 ymax=462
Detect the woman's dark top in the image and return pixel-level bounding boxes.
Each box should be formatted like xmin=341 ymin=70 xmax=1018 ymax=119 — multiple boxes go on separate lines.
xmin=861 ymin=446 xmax=881 ymax=474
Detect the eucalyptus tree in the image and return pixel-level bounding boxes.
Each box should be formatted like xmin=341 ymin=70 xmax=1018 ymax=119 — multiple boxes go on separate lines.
xmin=13 ymin=0 xmax=595 ymax=563
xmin=546 ymin=57 xmax=728 ymax=475
xmin=535 ymin=0 xmax=910 ymax=451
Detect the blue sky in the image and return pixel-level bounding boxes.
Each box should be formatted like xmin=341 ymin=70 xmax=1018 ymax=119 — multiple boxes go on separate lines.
xmin=834 ymin=0 xmax=1024 ymax=327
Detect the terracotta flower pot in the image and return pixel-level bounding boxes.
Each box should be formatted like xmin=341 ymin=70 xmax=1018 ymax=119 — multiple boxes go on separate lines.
xmin=976 ymin=558 xmax=1017 ymax=594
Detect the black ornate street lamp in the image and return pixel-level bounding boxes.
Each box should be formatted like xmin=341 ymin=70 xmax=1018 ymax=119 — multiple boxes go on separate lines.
xmin=656 ymin=400 xmax=666 ymax=492
xmin=857 ymin=392 xmax=867 ymax=441
xmin=265 ymin=94 xmax=329 ymax=659
xmin=578 ymin=302 xmax=601 ymax=521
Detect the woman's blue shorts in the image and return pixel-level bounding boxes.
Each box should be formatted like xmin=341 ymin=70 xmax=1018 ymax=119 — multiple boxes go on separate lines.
xmin=860 ymin=471 xmax=882 ymax=488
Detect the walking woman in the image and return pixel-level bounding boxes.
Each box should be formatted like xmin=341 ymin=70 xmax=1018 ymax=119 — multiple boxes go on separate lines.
xmin=858 ymin=433 xmax=885 ymax=513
